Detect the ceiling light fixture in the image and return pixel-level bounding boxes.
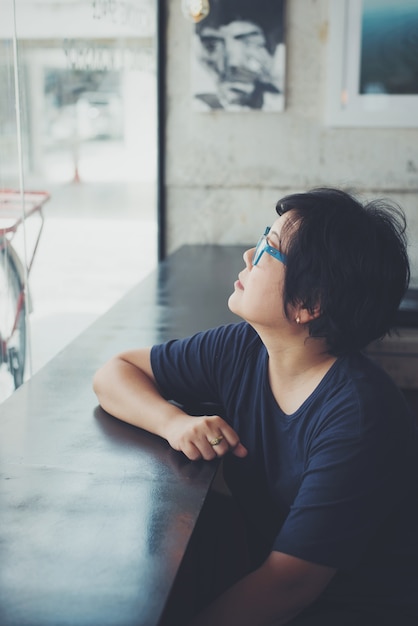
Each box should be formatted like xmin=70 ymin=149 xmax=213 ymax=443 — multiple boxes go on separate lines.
xmin=181 ymin=0 xmax=210 ymax=23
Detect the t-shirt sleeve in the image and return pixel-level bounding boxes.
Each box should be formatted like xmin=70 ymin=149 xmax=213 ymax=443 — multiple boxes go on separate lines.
xmin=272 ymin=389 xmax=415 ymax=569
xmin=150 ymin=322 xmax=255 ymax=412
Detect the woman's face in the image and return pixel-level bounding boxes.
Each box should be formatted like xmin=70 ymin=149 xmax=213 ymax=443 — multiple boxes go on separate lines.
xmin=228 ymin=211 xmax=297 ymax=329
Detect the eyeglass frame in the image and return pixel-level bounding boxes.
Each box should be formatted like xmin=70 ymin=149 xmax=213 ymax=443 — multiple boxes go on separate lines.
xmin=253 ymin=226 xmax=287 ymax=266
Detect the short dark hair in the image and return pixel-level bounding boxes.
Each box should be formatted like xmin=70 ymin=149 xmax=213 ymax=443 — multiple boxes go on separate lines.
xmin=277 ymin=188 xmax=410 ymax=356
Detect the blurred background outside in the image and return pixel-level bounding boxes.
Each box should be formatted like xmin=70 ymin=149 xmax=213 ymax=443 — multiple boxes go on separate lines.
xmin=0 ymin=0 xmax=157 ymax=401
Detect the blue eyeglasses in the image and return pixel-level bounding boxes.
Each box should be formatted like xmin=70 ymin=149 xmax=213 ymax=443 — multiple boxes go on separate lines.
xmin=253 ymin=226 xmax=287 ymax=266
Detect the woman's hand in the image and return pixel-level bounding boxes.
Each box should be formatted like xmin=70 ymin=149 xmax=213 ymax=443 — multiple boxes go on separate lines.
xmin=164 ymin=413 xmax=248 ymax=461
xmin=93 ymin=349 xmax=247 ymax=462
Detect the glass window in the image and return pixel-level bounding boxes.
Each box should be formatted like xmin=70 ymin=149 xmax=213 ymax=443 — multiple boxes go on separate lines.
xmin=0 ymin=0 xmax=157 ymax=401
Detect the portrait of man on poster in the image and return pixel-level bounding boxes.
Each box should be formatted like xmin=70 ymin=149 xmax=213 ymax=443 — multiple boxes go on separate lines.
xmin=192 ymin=0 xmax=285 ymax=112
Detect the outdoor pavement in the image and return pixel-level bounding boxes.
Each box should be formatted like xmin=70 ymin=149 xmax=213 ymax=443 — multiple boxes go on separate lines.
xmin=2 ymin=175 xmax=157 ymax=403
xmin=27 ymin=179 xmax=157 ymax=376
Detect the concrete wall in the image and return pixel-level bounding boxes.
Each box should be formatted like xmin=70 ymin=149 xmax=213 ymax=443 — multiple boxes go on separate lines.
xmin=164 ymin=0 xmax=418 ymax=286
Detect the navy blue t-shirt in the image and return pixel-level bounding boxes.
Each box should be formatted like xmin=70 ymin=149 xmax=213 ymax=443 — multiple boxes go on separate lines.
xmin=151 ymin=322 xmax=418 ymax=615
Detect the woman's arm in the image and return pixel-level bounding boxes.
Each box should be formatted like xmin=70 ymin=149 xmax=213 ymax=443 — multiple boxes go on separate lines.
xmin=93 ymin=349 xmax=247 ymax=461
xmin=188 ymin=550 xmax=336 ymax=626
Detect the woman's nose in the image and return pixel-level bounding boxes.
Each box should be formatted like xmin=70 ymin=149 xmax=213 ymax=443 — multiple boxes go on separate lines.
xmin=243 ymin=247 xmax=255 ymax=267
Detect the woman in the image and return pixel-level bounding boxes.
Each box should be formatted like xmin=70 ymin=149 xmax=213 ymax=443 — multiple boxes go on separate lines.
xmin=93 ymin=188 xmax=418 ymax=625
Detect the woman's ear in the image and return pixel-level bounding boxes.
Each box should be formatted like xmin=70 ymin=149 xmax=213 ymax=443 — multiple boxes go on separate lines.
xmin=294 ymin=304 xmax=321 ymax=325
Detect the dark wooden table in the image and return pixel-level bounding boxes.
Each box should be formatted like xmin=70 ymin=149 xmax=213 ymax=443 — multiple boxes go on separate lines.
xmin=0 ymin=245 xmax=246 ymax=626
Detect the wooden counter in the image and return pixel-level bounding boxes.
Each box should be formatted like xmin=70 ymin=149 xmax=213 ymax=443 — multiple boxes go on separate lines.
xmin=0 ymin=244 xmax=246 ymax=626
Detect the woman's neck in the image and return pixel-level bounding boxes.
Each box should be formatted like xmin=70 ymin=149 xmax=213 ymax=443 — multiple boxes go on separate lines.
xmin=263 ymin=330 xmax=337 ymax=415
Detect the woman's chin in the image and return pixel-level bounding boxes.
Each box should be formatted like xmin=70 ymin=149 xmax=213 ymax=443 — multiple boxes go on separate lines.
xmin=227 ymin=292 xmax=238 ymax=314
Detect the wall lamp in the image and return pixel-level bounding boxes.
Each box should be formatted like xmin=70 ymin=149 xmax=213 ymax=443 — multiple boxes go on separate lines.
xmin=181 ymin=0 xmax=210 ymax=23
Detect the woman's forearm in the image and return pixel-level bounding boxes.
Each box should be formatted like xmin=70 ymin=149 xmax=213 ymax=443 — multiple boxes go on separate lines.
xmin=188 ymin=551 xmax=335 ymax=626
xmin=93 ymin=353 xmax=247 ymax=461
xmin=93 ymin=355 xmax=187 ymax=438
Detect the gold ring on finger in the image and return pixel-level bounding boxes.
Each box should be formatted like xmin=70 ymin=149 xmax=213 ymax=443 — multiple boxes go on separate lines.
xmin=209 ymin=435 xmax=224 ymax=447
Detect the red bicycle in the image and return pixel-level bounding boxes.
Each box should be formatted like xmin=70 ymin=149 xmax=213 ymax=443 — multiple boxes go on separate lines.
xmin=0 ymin=190 xmax=49 ymax=391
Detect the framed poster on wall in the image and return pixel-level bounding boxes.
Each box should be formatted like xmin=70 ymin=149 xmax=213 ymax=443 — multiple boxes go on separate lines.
xmin=191 ymin=0 xmax=286 ymax=112
xmin=326 ymin=0 xmax=418 ymax=127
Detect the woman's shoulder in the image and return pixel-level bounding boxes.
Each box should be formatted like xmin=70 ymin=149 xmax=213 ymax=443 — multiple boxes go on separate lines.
xmin=327 ymin=351 xmax=402 ymax=392
xmin=224 ymin=321 xmax=258 ymax=341
xmin=206 ymin=321 xmax=261 ymax=351
xmin=196 ymin=322 xmax=261 ymax=370
xmin=335 ymin=352 xmax=407 ymax=401
xmin=320 ymin=352 xmax=414 ymax=434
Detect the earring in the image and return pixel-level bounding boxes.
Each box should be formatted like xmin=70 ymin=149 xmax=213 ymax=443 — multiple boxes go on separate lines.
xmin=295 ymin=316 xmax=301 ymax=324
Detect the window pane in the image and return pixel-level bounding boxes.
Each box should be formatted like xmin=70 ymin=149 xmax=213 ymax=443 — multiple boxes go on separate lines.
xmin=0 ymin=0 xmax=157 ymax=400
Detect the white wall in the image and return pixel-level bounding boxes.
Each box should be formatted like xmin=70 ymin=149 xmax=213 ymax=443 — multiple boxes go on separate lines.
xmin=164 ymin=0 xmax=418 ymax=286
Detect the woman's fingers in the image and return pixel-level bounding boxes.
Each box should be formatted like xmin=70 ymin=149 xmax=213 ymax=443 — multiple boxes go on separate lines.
xmin=229 ymin=441 xmax=248 ymax=458
xmin=221 ymin=426 xmax=248 ymax=456
xmin=192 ymin=421 xmax=248 ymax=461
xmin=167 ymin=414 xmax=247 ymax=461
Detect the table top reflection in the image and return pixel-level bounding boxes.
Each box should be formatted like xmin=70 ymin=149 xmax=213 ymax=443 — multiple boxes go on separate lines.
xmin=0 ymin=244 xmax=247 ymax=626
